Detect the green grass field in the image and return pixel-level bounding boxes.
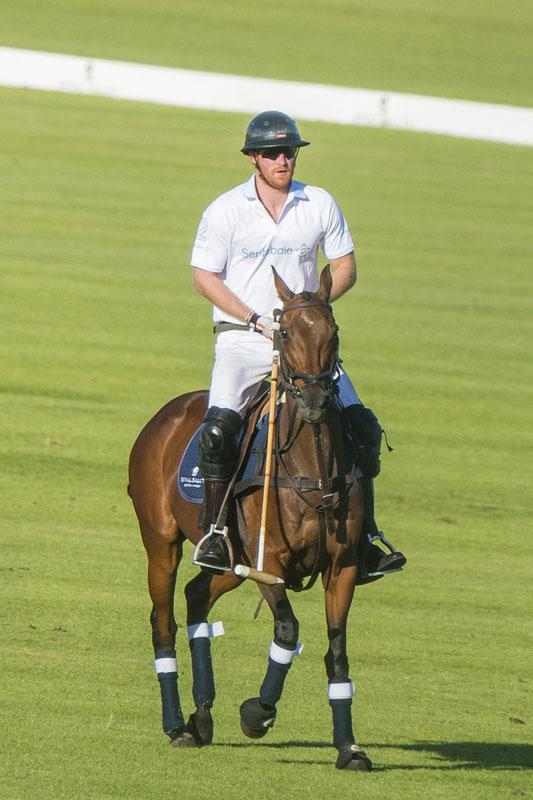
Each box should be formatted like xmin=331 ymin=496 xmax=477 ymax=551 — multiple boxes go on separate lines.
xmin=1 ymin=86 xmax=532 ymax=799
xmin=2 ymin=0 xmax=533 ymax=107
xmin=1 ymin=2 xmax=533 ymax=797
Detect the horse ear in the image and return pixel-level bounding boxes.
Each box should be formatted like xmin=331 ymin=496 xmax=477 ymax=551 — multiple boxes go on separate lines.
xmin=272 ymin=267 xmax=295 ymax=303
xmin=317 ymin=264 xmax=332 ymax=302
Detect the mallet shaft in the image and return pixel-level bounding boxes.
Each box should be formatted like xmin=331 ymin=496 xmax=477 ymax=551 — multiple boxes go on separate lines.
xmin=256 ymin=348 xmax=279 ymax=572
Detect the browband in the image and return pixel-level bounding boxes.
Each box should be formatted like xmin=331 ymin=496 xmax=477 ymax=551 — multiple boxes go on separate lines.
xmin=280 ymin=299 xmax=332 ymax=314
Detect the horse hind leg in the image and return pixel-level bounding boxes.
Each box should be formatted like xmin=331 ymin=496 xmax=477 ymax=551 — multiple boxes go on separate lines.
xmin=141 ymin=519 xmax=186 ymax=742
xmin=240 ymin=584 xmax=300 ymax=739
xmin=172 ymin=570 xmax=241 ymax=748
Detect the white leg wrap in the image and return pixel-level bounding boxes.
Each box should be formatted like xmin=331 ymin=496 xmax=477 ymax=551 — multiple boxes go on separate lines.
xmin=187 ymin=621 xmax=225 ymax=640
xmin=328 ymin=681 xmax=355 ymax=700
xmin=154 ymin=657 xmax=177 ymax=675
xmin=269 ymin=640 xmax=304 ymax=665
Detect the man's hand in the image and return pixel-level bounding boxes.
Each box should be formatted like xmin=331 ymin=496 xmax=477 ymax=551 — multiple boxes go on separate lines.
xmin=252 ymin=314 xmax=274 ymax=339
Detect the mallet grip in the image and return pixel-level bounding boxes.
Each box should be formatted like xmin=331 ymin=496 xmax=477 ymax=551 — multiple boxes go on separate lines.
xmin=233 ymin=563 xmax=284 ymax=586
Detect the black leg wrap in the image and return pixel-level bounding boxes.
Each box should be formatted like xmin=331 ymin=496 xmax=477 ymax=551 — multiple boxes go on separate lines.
xmin=156 ymin=650 xmax=185 ymax=738
xmin=189 ymin=637 xmax=215 ymax=708
xmin=330 ymin=698 xmax=355 ymax=749
xmin=259 ymin=658 xmax=292 ymax=709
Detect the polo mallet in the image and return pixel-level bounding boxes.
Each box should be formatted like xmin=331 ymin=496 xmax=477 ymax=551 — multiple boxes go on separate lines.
xmin=256 ymin=314 xmax=281 ymax=573
xmin=233 ymin=313 xmax=284 ymax=587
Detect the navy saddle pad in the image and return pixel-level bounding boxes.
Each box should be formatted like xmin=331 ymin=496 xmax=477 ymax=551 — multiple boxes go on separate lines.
xmin=177 ymin=415 xmax=269 ymax=504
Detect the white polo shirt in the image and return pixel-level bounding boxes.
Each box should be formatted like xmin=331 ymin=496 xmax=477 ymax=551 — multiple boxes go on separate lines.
xmin=191 ymin=175 xmax=355 ymax=324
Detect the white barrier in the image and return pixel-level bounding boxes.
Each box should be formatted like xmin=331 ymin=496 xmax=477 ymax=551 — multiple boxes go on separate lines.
xmin=1 ymin=46 xmax=532 ymax=147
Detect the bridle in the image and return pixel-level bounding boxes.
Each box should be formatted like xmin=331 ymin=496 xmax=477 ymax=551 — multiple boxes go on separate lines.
xmin=277 ymin=299 xmax=340 ymax=401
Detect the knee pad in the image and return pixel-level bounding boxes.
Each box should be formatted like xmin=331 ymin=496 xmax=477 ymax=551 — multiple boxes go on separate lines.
xmin=344 ymin=405 xmax=382 ymax=478
xmin=199 ymin=406 xmax=243 ymax=481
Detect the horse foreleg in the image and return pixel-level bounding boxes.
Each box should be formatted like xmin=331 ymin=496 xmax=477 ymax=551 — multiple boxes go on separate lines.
xmin=176 ymin=571 xmax=241 ymax=747
xmin=143 ymin=525 xmax=185 ymax=741
xmin=323 ymin=564 xmax=372 ymax=771
xmin=240 ymin=584 xmax=300 ymax=739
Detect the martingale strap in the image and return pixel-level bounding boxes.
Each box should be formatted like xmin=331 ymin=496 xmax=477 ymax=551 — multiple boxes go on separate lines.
xmin=313 ymin=423 xmax=336 ymax=536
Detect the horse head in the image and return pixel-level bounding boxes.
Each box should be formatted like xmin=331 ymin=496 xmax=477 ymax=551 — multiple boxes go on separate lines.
xmin=273 ymin=265 xmax=339 ymax=425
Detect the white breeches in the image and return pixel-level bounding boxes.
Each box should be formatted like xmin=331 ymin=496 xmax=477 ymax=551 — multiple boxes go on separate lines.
xmin=208 ymin=330 xmax=361 ymax=415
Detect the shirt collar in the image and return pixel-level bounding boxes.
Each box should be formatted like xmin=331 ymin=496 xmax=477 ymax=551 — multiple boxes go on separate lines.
xmin=243 ymin=174 xmax=308 ymax=202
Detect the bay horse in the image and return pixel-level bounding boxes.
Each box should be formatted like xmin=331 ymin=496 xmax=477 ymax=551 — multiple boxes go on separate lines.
xmin=128 ymin=266 xmax=372 ymax=771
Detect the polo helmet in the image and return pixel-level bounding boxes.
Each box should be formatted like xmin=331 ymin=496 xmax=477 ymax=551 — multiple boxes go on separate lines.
xmin=241 ymin=110 xmax=310 ymax=154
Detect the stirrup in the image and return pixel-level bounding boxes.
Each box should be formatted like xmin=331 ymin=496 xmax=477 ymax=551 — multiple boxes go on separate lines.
xmin=365 ymin=531 xmax=406 ymax=578
xmin=192 ymin=525 xmax=234 ymax=573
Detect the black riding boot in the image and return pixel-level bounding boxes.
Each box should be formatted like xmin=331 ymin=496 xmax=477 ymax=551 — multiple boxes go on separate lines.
xmin=195 ymin=478 xmax=233 ymax=572
xmin=343 ymin=404 xmax=407 ymax=581
xmin=359 ymin=475 xmax=406 ymax=580
xmin=193 ymin=406 xmax=242 ymax=573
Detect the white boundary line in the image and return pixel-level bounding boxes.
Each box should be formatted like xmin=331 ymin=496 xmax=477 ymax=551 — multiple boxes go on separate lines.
xmin=1 ymin=46 xmax=532 ymax=147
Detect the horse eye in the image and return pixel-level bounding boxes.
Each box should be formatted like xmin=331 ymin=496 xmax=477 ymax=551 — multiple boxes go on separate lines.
xmin=280 ymin=328 xmax=289 ymax=339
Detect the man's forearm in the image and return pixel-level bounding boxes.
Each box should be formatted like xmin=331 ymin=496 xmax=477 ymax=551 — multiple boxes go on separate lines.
xmin=329 ymin=252 xmax=357 ymax=302
xmin=193 ymin=267 xmax=253 ymax=321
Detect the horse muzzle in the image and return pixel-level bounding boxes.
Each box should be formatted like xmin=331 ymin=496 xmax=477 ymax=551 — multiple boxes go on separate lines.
xmin=297 ymin=385 xmax=331 ymax=424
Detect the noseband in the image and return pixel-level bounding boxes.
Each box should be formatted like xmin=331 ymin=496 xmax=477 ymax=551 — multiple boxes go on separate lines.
xmin=277 ymin=299 xmax=339 ymax=401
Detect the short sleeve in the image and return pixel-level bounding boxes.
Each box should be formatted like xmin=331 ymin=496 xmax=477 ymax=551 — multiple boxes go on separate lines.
xmin=190 ymin=206 xmax=229 ymax=272
xmin=321 ymin=194 xmax=355 ymax=260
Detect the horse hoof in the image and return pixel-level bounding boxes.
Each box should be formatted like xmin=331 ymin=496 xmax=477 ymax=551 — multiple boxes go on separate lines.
xmin=335 ymin=743 xmax=373 ymax=771
xmin=240 ymin=697 xmax=276 ymax=739
xmin=170 ymin=732 xmax=198 ymax=748
xmin=186 ymin=706 xmax=213 ymax=746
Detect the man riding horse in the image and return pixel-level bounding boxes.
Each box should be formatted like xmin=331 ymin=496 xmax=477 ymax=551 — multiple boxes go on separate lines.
xmin=191 ymin=110 xmax=406 ymax=580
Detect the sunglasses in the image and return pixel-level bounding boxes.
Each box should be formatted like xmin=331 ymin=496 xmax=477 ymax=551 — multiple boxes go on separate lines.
xmin=258 ymin=146 xmax=298 ymax=160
